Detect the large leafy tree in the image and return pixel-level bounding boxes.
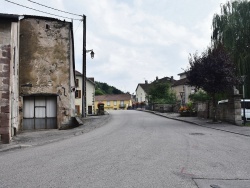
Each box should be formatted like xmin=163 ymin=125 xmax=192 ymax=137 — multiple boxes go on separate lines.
xmin=186 ymin=44 xmax=241 ymax=121
xmin=149 ymin=82 xmax=176 ymax=104
xmin=212 ymin=0 xmax=250 ymax=98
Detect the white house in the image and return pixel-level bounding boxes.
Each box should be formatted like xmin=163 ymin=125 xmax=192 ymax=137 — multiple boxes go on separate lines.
xmin=135 ymin=81 xmax=151 ymax=104
xmin=171 ymin=72 xmax=195 ymax=105
xmin=75 ymin=70 xmax=95 ymax=115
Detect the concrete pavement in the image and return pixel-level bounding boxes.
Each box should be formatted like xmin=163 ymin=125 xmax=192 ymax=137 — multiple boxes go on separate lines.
xmin=144 ymin=110 xmax=250 ymax=137
xmin=0 ymin=115 xmax=111 ymax=152
xmin=1 ymin=110 xmax=250 ymax=153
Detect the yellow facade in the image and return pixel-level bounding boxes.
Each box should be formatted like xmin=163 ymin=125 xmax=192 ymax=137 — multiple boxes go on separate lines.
xmin=94 ymin=94 xmax=132 ymax=111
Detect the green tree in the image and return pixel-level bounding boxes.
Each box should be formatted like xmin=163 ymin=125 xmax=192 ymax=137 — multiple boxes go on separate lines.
xmin=95 ymin=88 xmax=105 ymax=96
xmin=186 ymin=44 xmax=241 ymax=121
xmin=212 ymin=0 xmax=250 ymax=97
xmin=95 ymin=81 xmax=124 ymax=95
xmin=189 ymin=90 xmax=210 ymax=102
xmin=149 ymin=82 xmax=176 ymax=104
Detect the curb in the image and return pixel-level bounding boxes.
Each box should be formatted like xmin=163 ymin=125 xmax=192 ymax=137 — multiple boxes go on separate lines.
xmin=142 ymin=110 xmax=250 ymax=137
xmin=0 ymin=144 xmax=32 ymax=153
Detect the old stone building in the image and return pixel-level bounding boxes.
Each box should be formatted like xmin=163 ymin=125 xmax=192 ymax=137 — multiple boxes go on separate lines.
xmin=19 ymin=15 xmax=76 ymax=130
xmin=0 ymin=14 xmax=19 ymax=143
xmin=0 ymin=14 xmax=76 ymax=143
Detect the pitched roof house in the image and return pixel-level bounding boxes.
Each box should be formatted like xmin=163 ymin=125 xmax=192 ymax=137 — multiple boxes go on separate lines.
xmin=135 ymin=76 xmax=176 ymax=105
xmin=171 ymin=72 xmax=195 ymax=104
xmin=0 ymin=13 xmax=76 ymax=143
xmin=95 ymin=94 xmax=132 ymax=110
xmin=135 ymin=81 xmax=151 ymax=104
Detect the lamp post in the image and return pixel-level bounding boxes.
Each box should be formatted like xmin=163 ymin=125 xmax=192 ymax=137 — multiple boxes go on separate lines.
xmin=241 ymin=75 xmax=246 ymax=125
xmin=82 ymin=15 xmax=94 ymax=118
xmin=179 ymin=91 xmax=184 ymax=106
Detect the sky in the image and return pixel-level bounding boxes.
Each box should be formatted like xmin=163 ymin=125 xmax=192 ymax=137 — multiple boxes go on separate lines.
xmin=1 ymin=0 xmax=229 ymax=94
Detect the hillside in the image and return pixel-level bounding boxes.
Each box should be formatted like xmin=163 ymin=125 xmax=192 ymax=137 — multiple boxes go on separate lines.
xmin=95 ymin=81 xmax=124 ymax=95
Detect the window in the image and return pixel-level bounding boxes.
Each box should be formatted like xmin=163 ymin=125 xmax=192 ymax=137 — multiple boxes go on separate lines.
xmin=107 ymin=101 xmax=110 ymax=106
xmin=120 ymin=100 xmax=125 ymax=108
xmin=75 ymin=90 xmax=81 ymax=98
xmin=75 ymin=79 xmax=79 ymax=87
xmin=114 ymin=100 xmax=117 ymax=106
xmin=46 ymin=24 xmax=50 ymax=30
xmin=75 ymin=105 xmax=80 ymax=115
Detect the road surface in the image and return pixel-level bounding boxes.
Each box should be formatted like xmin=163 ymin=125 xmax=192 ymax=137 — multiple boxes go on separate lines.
xmin=0 ymin=110 xmax=250 ymax=188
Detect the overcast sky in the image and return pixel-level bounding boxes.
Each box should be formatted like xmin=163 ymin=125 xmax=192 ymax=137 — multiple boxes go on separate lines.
xmin=1 ymin=0 xmax=228 ymax=93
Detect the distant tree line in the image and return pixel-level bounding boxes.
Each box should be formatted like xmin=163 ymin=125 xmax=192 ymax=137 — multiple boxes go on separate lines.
xmin=95 ymin=81 xmax=124 ymax=95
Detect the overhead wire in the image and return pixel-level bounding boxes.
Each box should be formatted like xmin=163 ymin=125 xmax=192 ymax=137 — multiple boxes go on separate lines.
xmin=27 ymin=0 xmax=82 ymax=17
xmin=4 ymin=0 xmax=82 ymax=20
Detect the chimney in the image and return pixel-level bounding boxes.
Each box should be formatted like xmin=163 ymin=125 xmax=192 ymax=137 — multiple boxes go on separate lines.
xmin=170 ymin=76 xmax=173 ymax=82
xmin=156 ymin=76 xmax=158 ymax=80
xmin=145 ymin=80 xmax=148 ymax=84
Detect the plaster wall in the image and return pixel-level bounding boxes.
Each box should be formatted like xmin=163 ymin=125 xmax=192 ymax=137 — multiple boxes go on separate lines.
xmin=136 ymin=85 xmax=148 ymax=103
xmin=86 ymin=79 xmax=95 ymax=114
xmin=19 ymin=18 xmax=75 ymax=129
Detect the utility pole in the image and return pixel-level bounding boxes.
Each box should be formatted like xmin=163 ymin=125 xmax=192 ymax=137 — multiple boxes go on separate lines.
xmin=82 ymin=15 xmax=86 ymax=117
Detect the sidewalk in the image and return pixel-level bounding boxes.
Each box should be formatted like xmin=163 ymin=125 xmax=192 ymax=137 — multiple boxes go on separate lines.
xmin=0 ymin=115 xmax=111 ymax=153
xmin=144 ymin=110 xmax=250 ymax=137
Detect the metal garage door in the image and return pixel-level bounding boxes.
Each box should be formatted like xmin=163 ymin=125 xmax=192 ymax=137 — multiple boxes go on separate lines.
xmin=23 ymin=96 xmax=57 ymax=130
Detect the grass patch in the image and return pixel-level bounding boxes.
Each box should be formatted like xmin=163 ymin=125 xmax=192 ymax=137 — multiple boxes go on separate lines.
xmin=244 ymin=122 xmax=250 ymax=126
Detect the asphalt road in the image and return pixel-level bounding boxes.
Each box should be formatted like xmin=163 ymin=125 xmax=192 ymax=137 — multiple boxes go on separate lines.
xmin=0 ymin=110 xmax=250 ymax=188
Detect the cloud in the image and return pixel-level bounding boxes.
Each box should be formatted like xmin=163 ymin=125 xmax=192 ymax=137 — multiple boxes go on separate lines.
xmin=0 ymin=0 xmax=228 ymax=93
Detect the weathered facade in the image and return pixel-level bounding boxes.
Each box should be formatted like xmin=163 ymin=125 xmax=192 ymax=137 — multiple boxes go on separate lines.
xmin=18 ymin=15 xmax=76 ymax=130
xmin=0 ymin=14 xmax=19 ymax=143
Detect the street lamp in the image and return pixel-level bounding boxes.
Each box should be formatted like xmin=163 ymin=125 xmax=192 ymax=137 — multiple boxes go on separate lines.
xmin=241 ymin=75 xmax=247 ymax=125
xmin=179 ymin=92 xmax=184 ymax=106
xmin=86 ymin=49 xmax=95 ymax=59
xmin=82 ymin=15 xmax=95 ymax=118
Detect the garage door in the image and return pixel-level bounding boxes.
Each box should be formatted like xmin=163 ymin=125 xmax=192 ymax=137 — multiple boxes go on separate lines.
xmin=23 ymin=96 xmax=57 ymax=130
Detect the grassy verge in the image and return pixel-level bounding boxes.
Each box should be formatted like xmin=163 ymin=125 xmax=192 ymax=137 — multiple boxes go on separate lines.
xmin=244 ymin=122 xmax=250 ymax=126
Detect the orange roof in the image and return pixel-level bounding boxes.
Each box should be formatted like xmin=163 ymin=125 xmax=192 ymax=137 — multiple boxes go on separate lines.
xmin=95 ymin=94 xmax=131 ymax=101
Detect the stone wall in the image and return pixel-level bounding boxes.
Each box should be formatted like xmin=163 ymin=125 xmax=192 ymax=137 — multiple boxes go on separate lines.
xmin=197 ymin=95 xmax=242 ymax=125
xmin=153 ymin=103 xmax=174 ymax=113
xmin=0 ymin=21 xmax=11 ymax=143
xmin=19 ymin=17 xmax=75 ymax=129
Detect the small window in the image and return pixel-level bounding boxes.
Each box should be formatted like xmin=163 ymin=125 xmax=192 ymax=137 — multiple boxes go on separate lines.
xmin=75 ymin=90 xmax=81 ymax=98
xmin=46 ymin=24 xmax=50 ymax=30
xmin=114 ymin=100 xmax=117 ymax=106
xmin=75 ymin=105 xmax=80 ymax=115
xmin=107 ymin=101 xmax=110 ymax=106
xmin=75 ymin=79 xmax=79 ymax=87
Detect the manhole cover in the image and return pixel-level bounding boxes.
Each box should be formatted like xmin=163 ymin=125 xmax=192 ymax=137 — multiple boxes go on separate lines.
xmin=210 ymin=185 xmax=221 ymax=188
xmin=189 ymin=133 xmax=205 ymax=136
